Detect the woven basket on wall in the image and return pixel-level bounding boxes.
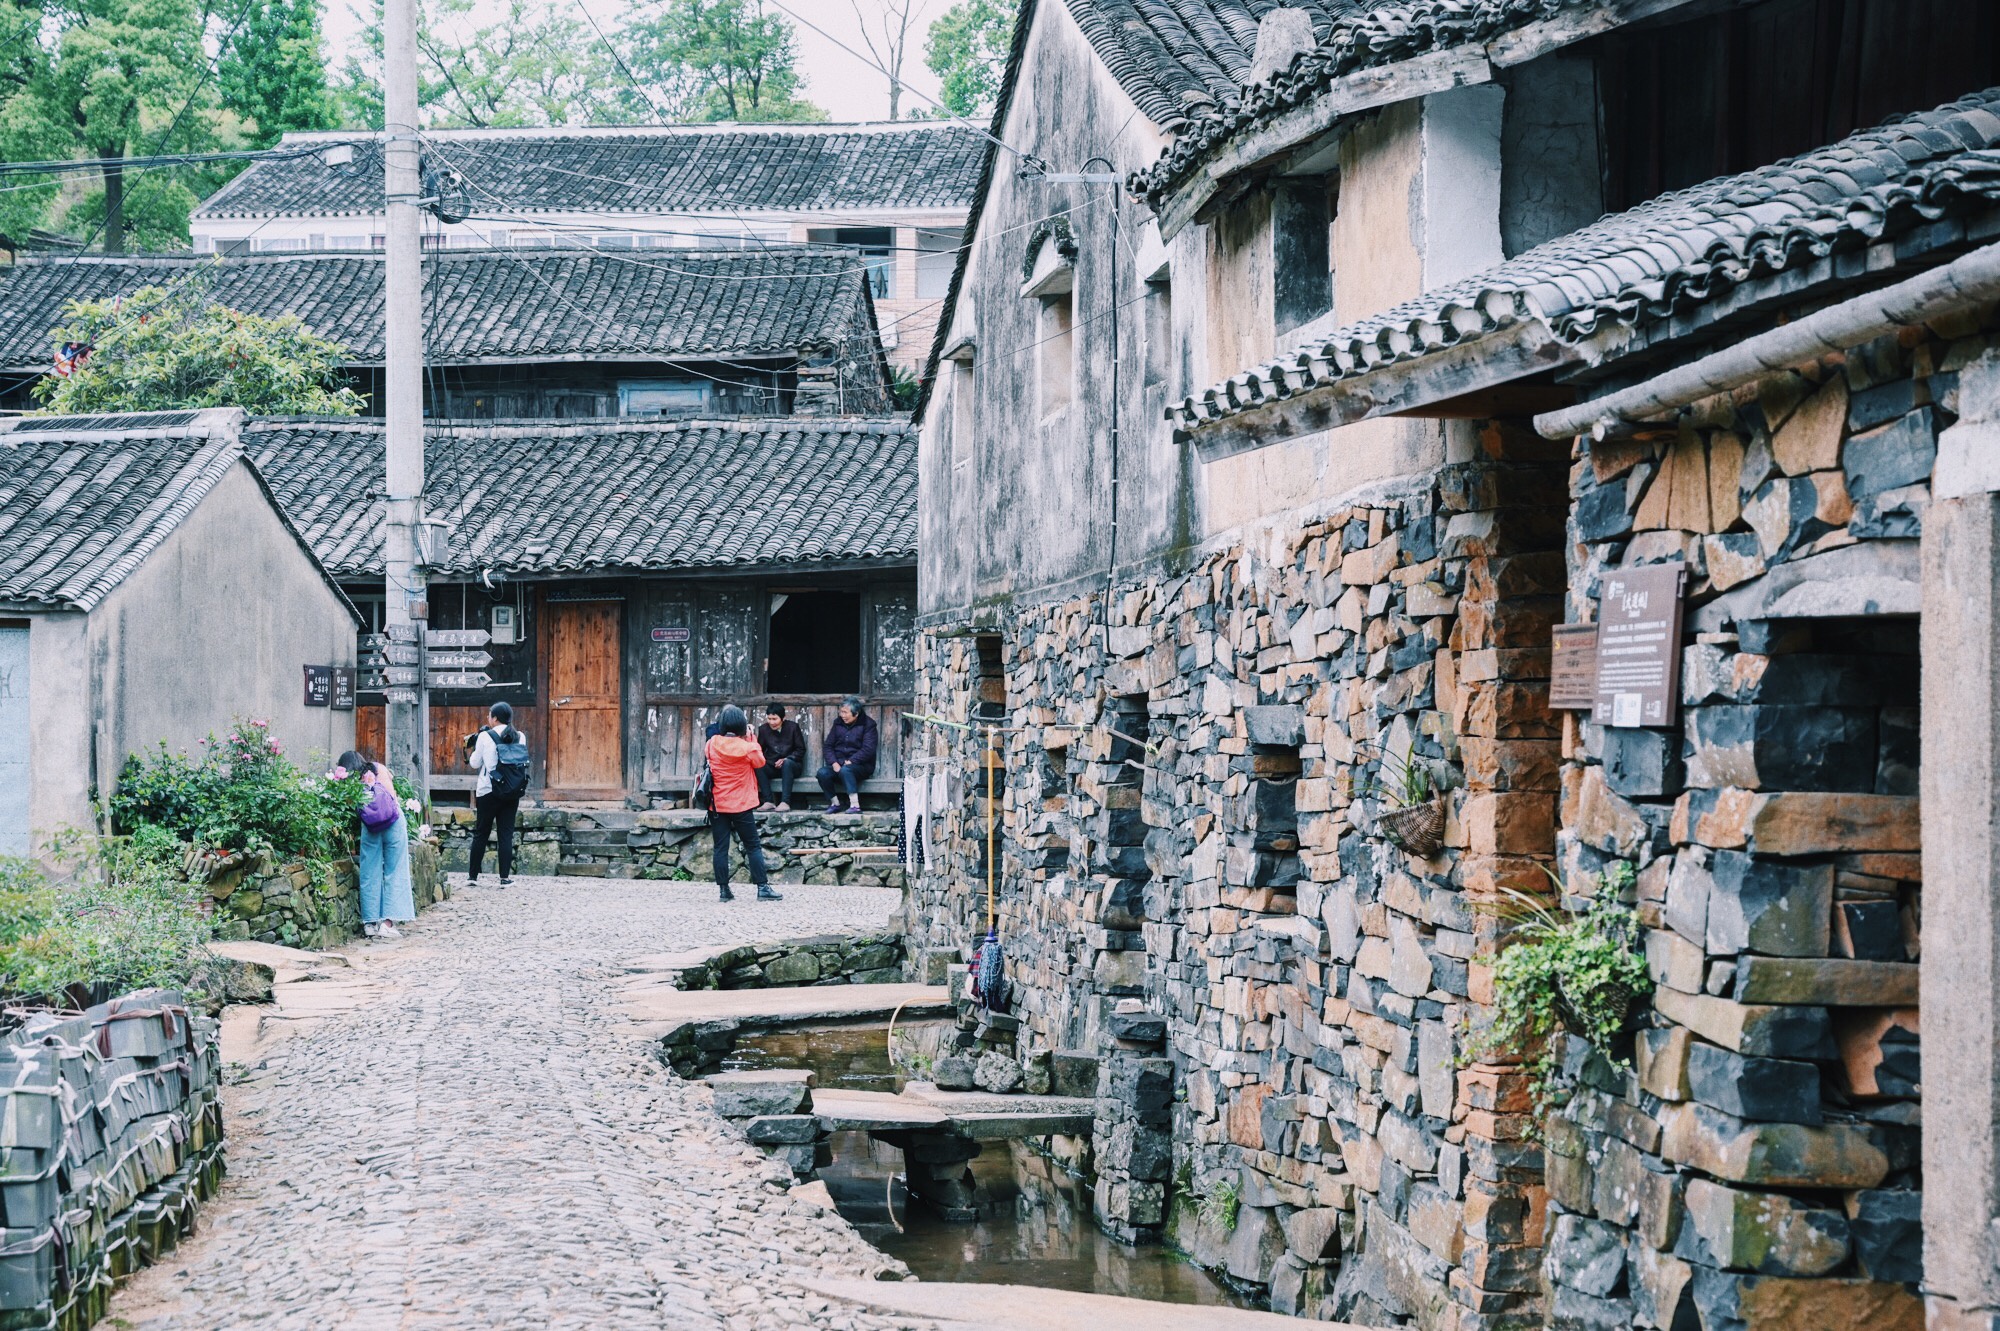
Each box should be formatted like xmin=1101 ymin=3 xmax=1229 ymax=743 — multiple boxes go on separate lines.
xmin=1376 ymin=798 xmax=1446 ymax=857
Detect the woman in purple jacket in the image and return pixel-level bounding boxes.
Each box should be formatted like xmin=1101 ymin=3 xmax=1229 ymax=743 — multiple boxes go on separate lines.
xmin=816 ymin=696 xmax=878 ymax=813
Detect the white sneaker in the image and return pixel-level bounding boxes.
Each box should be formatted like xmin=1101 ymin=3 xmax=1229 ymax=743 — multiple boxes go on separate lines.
xmin=362 ymin=921 xmax=380 ymax=937
xmin=375 ymin=923 xmax=403 ymax=939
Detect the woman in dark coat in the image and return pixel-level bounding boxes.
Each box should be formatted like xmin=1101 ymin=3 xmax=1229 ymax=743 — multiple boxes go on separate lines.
xmin=816 ymin=696 xmax=877 ymax=813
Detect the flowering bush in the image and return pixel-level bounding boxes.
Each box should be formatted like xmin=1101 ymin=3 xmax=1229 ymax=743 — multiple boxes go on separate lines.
xmin=110 ymin=718 xmax=366 ymax=861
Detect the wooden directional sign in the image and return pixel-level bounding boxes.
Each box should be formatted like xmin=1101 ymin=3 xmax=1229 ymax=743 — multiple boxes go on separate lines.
xmin=367 ymin=666 xmax=421 ymax=686
xmin=364 ymin=643 xmax=421 ymax=666
xmin=386 ymin=623 xmax=420 ymax=643
xmin=425 ymin=629 xmax=490 ymax=648
xmin=427 ymin=649 xmax=491 ymax=669
xmin=426 ymin=671 xmax=490 ymax=688
xmin=383 ymin=687 xmax=419 ymax=705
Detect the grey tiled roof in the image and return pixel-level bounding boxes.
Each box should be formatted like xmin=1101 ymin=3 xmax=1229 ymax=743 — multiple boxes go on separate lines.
xmin=195 ymin=124 xmax=986 ymax=220
xmin=0 ymin=248 xmax=880 ymax=371
xmin=1064 ymin=0 xmax=1348 ymax=129
xmin=0 ymin=409 xmax=334 ymax=612
xmin=1173 ymin=89 xmax=2000 ymax=431
xmin=1125 ymin=0 xmax=1589 ymax=206
xmin=245 ymin=416 xmax=916 ymax=579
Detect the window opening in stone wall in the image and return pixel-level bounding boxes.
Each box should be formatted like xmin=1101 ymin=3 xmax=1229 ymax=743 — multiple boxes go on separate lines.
xmin=1251 ymin=743 xmax=1303 ymax=895
xmin=973 ymin=633 xmax=1006 ymax=723
xmin=765 ymin=591 xmax=861 ymax=694
xmin=1142 ymin=278 xmax=1174 ymax=393
xmin=950 ymin=359 xmax=975 ymax=474
xmin=1273 ymin=176 xmax=1335 ymax=335
xmin=1038 ymin=292 xmax=1074 ymax=416
xmin=1094 ymin=694 xmax=1153 ymax=884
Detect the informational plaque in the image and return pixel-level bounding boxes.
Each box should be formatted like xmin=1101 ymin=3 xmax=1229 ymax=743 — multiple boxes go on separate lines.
xmin=331 ymin=667 xmax=357 ymax=711
xmin=652 ymin=626 xmax=690 ymax=643
xmin=1592 ymin=563 xmax=1685 ymax=728
xmin=302 ymin=664 xmax=333 ymax=707
xmin=1549 ymin=624 xmax=1599 ymax=710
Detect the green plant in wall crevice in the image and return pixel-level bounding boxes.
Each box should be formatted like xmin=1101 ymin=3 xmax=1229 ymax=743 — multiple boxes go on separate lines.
xmin=1466 ymin=861 xmax=1652 ymax=1125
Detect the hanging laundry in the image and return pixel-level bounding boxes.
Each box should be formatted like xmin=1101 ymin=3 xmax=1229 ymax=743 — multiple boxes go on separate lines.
xmin=53 ymin=342 xmax=91 ymax=378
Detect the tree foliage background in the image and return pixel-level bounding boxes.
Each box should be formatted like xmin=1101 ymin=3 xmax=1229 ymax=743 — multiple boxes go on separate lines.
xmin=36 ymin=285 xmax=366 ymax=414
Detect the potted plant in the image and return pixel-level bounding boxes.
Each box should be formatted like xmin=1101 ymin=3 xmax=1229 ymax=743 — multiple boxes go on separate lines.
xmin=1469 ymin=862 xmax=1652 ymax=1117
xmin=1362 ymin=745 xmax=1447 ymax=856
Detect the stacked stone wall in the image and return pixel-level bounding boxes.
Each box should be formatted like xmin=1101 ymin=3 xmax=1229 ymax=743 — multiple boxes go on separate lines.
xmin=435 ymin=808 xmax=901 ymax=886
xmin=0 ymin=991 xmax=223 ymax=1331
xmin=909 ymin=424 xmax=1569 ymax=1326
xmin=206 ymin=840 xmax=442 ymax=950
xmin=1536 ymin=319 xmax=1975 ymax=1330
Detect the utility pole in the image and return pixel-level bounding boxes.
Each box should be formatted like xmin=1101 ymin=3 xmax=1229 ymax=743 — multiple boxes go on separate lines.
xmin=382 ymin=0 xmax=428 ymax=793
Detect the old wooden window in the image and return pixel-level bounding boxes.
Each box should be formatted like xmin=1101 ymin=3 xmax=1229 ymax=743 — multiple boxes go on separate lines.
xmin=766 ymin=591 xmax=861 ymax=694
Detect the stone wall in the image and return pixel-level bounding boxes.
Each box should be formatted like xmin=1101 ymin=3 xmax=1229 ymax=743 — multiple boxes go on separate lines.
xmin=0 ymin=989 xmax=223 ymax=1331
xmin=1535 ymin=320 xmax=1961 ymax=1331
xmin=435 ymin=808 xmax=902 ymax=886
xmin=207 ymin=839 xmax=444 ymax=950
xmin=671 ymin=934 xmax=907 ymax=990
xmin=908 ymin=424 xmax=1569 ymax=1325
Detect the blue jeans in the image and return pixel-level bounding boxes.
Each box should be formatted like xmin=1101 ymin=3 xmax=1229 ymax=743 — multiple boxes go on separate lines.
xmin=710 ymin=810 xmax=769 ymax=889
xmin=359 ymin=821 xmax=415 ymax=923
xmin=816 ymin=762 xmax=873 ymax=798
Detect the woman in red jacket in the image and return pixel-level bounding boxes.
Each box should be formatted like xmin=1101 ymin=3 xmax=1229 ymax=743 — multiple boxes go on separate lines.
xmin=705 ymin=705 xmax=783 ymax=903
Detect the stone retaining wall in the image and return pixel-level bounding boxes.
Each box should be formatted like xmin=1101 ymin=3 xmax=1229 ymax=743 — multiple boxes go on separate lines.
xmin=435 ymin=807 xmax=903 ymax=885
xmin=670 ymin=934 xmax=907 ymax=990
xmin=910 ymin=428 xmax=1569 ymax=1323
xmin=1532 ymin=321 xmax=1952 ymax=1331
xmin=207 ymin=840 xmax=444 ymax=950
xmin=0 ymin=989 xmax=223 ymax=1331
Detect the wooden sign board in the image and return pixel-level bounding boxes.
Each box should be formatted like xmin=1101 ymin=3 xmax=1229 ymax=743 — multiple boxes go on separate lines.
xmin=426 ymin=629 xmax=490 ymax=648
xmin=331 ymin=667 xmax=357 ymax=710
xmin=1549 ymin=624 xmax=1599 ymax=710
xmin=427 ymin=650 xmax=491 ymax=669
xmin=1592 ymin=563 xmax=1686 ymax=728
xmin=303 ymin=664 xmax=333 ymax=707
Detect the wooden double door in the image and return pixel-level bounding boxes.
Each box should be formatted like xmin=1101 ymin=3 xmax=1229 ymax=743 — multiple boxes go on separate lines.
xmin=546 ymin=599 xmax=622 ymax=794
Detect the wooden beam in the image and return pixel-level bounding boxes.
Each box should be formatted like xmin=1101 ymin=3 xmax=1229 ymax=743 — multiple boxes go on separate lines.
xmin=1185 ymin=325 xmax=1585 ymax=463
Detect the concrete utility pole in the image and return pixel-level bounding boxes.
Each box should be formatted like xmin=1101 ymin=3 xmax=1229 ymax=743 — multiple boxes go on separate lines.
xmin=382 ymin=0 xmax=428 ymax=792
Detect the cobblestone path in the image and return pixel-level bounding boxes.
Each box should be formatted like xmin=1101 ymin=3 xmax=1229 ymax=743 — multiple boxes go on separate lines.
xmin=113 ymin=877 xmax=936 ymax=1331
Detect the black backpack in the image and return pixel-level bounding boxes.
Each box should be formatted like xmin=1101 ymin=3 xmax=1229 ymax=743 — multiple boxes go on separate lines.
xmin=484 ymin=727 xmax=530 ymax=798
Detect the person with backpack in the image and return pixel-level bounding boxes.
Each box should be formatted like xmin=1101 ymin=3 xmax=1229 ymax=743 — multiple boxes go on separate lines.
xmin=336 ymin=749 xmax=416 ymax=939
xmin=469 ymin=701 xmax=531 ymax=888
xmin=701 ymin=705 xmax=782 ymax=903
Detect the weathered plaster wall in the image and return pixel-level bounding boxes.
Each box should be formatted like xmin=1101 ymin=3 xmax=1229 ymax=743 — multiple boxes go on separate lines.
xmin=916 ymin=0 xmax=1176 ymax=622
xmin=1418 ymin=86 xmax=1505 ymax=291
xmin=94 ymin=462 xmax=357 ymax=784
xmin=23 ymin=612 xmax=90 ymax=844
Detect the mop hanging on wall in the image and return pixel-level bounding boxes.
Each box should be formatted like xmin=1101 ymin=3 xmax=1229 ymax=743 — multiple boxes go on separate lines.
xmin=968 ymin=723 xmax=1011 ymax=1013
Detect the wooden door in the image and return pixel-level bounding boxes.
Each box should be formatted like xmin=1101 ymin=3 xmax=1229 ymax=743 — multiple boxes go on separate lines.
xmin=546 ymin=600 xmax=622 ymax=793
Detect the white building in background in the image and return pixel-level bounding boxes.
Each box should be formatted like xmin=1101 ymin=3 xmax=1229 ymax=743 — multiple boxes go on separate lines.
xmin=190 ymin=121 xmax=984 ymax=370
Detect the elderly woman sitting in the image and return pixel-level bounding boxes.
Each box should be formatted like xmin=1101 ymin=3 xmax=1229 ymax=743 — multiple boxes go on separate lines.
xmin=816 ymin=696 xmax=878 ymax=813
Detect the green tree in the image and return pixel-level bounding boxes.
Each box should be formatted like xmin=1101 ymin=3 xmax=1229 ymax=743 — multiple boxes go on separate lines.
xmin=218 ymin=0 xmax=338 ymax=146
xmin=34 ymin=284 xmax=365 ymax=414
xmin=0 ymin=0 xmax=215 ymax=251
xmin=923 ymin=0 xmax=1014 ymax=118
xmin=621 ymin=0 xmax=823 ymax=123
xmin=333 ymin=0 xmax=628 ymax=128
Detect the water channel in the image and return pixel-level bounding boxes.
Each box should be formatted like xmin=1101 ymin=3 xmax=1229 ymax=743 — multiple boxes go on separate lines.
xmin=723 ymin=1025 xmax=1248 ymax=1307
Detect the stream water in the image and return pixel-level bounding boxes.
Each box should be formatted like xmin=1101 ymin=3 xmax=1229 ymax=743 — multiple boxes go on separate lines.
xmin=723 ymin=1025 xmax=1247 ymax=1307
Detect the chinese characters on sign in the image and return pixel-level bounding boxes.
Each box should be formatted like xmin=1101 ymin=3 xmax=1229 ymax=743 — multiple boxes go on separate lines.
xmin=1591 ymin=563 xmax=1686 ymax=728
xmin=303 ymin=665 xmax=333 ymax=707
xmin=652 ymin=627 xmax=691 ymax=643
xmin=1548 ymin=624 xmax=1600 ymax=710
xmin=331 ymin=667 xmax=357 ymax=710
